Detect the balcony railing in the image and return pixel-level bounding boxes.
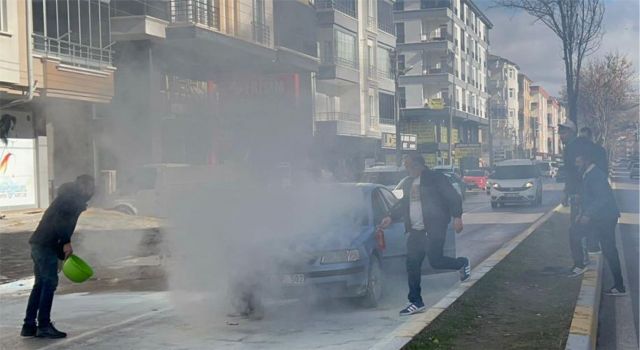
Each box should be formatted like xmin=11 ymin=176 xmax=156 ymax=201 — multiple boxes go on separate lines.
xmin=316 ymin=111 xmax=360 ymax=122
xmin=252 ymin=21 xmax=272 ymax=46
xmin=33 ymin=34 xmax=112 ymax=69
xmin=321 ymin=55 xmax=358 ymax=69
xmin=423 ymin=65 xmax=452 ymax=75
xmin=172 ymin=0 xmax=220 ymax=30
xmin=378 ymin=20 xmax=394 ymax=34
xmin=420 ymin=0 xmax=452 ymax=10
xmin=377 ymin=69 xmax=394 ymax=79
xmin=379 ymin=116 xmax=395 ymax=125
xmin=316 ymin=0 xmax=358 ymax=18
xmin=421 ymin=32 xmax=453 ymax=43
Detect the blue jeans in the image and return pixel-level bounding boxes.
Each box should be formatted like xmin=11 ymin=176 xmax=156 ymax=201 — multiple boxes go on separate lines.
xmin=24 ymin=245 xmax=59 ymax=327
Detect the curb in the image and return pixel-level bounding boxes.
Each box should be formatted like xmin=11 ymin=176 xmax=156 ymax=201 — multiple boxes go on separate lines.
xmin=565 ymin=254 xmax=603 ymax=350
xmin=369 ymin=204 xmax=563 ymax=350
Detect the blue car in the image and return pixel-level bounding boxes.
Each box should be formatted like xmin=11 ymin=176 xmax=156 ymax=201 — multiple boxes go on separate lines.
xmin=278 ymin=184 xmax=408 ymax=307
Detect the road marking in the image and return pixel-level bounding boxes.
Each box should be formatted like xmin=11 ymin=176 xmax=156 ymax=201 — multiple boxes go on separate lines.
xmin=369 ymin=204 xmax=562 ymax=350
xmin=34 ymin=307 xmax=172 ymax=350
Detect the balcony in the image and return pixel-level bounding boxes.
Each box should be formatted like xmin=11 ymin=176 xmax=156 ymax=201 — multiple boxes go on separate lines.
xmin=423 ymin=64 xmax=452 ymax=75
xmin=252 ymin=21 xmax=272 ymax=46
xmin=421 ymin=31 xmax=453 ymax=43
xmin=378 ymin=20 xmax=395 ymax=35
xmin=380 ymin=116 xmax=395 ymax=125
xmin=320 ymin=54 xmax=358 ymax=69
xmin=420 ymin=0 xmax=452 ymax=10
xmin=316 ymin=0 xmax=358 ymax=18
xmin=316 ymin=111 xmax=362 ymax=136
xmin=33 ymin=34 xmax=112 ymax=69
xmin=377 ymin=69 xmax=394 ymax=80
xmin=171 ymin=0 xmax=220 ymax=30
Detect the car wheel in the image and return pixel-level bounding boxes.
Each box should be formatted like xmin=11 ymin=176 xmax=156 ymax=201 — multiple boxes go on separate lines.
xmin=362 ymin=255 xmax=383 ymax=308
xmin=491 ymin=201 xmax=498 ymax=209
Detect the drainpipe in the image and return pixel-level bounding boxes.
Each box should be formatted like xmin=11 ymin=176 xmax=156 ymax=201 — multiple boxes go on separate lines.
xmin=1 ymin=0 xmax=35 ymax=109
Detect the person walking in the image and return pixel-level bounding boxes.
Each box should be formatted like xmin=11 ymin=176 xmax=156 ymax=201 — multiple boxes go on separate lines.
xmin=21 ymin=175 xmax=95 ymax=338
xmin=379 ymin=153 xmax=469 ymax=316
xmin=558 ymin=120 xmax=593 ymax=274
xmin=573 ymin=153 xmax=626 ymax=295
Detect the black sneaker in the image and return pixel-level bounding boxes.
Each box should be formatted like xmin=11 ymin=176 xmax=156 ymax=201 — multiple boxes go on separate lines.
xmin=20 ymin=324 xmax=37 ymax=337
xmin=399 ymin=302 xmax=425 ymax=316
xmin=459 ymin=257 xmax=471 ymax=282
xmin=36 ymin=323 xmax=67 ymax=339
xmin=604 ymin=286 xmax=627 ymax=296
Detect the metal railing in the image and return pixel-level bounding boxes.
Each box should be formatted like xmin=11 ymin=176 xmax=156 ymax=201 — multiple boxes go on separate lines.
xmin=379 ymin=116 xmax=395 ymax=125
xmin=171 ymin=0 xmax=220 ymax=30
xmin=420 ymin=0 xmax=452 ymax=10
xmin=321 ymin=55 xmax=358 ymax=69
xmin=32 ymin=33 xmax=112 ymax=69
xmin=252 ymin=21 xmax=272 ymax=46
xmin=424 ymin=64 xmax=452 ymax=75
xmin=316 ymin=0 xmax=358 ymax=18
xmin=316 ymin=111 xmax=360 ymax=122
xmin=377 ymin=68 xmax=394 ymax=79
xmin=378 ymin=20 xmax=394 ymax=34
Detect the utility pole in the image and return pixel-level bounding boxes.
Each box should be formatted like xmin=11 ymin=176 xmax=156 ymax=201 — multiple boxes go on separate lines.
xmin=447 ymin=12 xmax=454 ymax=166
xmin=393 ymin=49 xmax=402 ymax=167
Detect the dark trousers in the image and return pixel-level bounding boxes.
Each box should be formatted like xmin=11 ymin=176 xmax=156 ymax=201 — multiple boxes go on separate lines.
xmin=24 ymin=245 xmax=59 ymax=327
xmin=595 ymin=219 xmax=625 ymax=289
xmin=406 ymin=228 xmax=464 ymax=305
xmin=569 ymin=196 xmax=589 ymax=267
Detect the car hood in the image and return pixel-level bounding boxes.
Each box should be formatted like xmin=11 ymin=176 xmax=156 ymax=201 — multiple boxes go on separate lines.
xmin=489 ymin=178 xmax=536 ymax=187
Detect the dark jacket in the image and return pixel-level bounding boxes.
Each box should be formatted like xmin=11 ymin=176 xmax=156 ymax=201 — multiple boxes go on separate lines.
xmin=29 ymin=182 xmax=89 ymax=259
xmin=580 ymin=166 xmax=620 ymax=221
xmin=388 ymin=168 xmax=463 ymax=236
xmin=563 ymin=136 xmax=594 ymax=195
xmin=589 ymin=139 xmax=609 ymax=174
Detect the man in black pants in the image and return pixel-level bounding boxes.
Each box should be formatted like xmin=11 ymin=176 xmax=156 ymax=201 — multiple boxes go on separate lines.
xmin=573 ymin=153 xmax=626 ymax=295
xmin=21 ymin=175 xmax=95 ymax=338
xmin=379 ymin=153 xmax=469 ymax=316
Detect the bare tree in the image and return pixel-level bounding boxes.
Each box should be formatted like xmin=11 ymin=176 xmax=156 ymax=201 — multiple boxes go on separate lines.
xmin=494 ymin=0 xmax=605 ymax=125
xmin=575 ymin=53 xmax=638 ymax=150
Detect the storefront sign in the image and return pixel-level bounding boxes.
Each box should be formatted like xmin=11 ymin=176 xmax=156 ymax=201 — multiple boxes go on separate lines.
xmin=0 ymin=139 xmax=36 ymax=208
xmin=381 ymin=133 xmax=417 ymax=150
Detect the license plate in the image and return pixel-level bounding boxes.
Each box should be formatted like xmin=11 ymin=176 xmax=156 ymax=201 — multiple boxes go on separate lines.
xmin=282 ymin=274 xmax=305 ymax=285
xmin=503 ymin=193 xmax=519 ymax=197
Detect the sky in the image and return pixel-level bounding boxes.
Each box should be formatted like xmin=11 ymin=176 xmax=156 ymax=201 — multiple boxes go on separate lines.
xmin=476 ymin=0 xmax=640 ymax=96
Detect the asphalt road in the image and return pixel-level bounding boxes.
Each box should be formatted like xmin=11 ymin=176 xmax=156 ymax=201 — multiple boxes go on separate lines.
xmin=597 ymin=165 xmax=639 ymax=350
xmin=0 ymin=180 xmax=563 ymax=350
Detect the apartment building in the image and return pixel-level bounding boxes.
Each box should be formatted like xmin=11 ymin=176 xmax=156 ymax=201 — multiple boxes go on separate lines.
xmin=108 ymin=0 xmax=318 ymax=185
xmin=487 ymin=54 xmax=519 ymax=162
xmin=530 ymin=85 xmax=550 ymax=157
xmin=546 ymin=96 xmax=562 ymax=156
xmin=394 ymin=0 xmax=492 ymax=167
xmin=0 ymin=0 xmax=115 ymax=210
xmin=518 ymin=73 xmax=534 ymax=158
xmin=313 ymin=0 xmax=396 ymax=177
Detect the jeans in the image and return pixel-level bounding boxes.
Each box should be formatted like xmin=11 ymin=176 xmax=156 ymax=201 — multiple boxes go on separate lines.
xmin=406 ymin=227 xmax=464 ymax=306
xmin=569 ymin=196 xmax=589 ymax=267
xmin=24 ymin=245 xmax=59 ymax=327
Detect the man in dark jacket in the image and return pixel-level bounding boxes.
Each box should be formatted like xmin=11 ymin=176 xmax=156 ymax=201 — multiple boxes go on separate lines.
xmin=21 ymin=175 xmax=95 ymax=338
xmin=572 ymin=153 xmax=626 ymax=295
xmin=379 ymin=153 xmax=468 ymax=316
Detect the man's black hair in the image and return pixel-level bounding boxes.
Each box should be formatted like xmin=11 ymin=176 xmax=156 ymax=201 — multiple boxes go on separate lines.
xmin=76 ymin=174 xmax=95 ymax=185
xmin=580 ymin=127 xmax=593 ymax=138
xmin=407 ymin=153 xmax=426 ymax=167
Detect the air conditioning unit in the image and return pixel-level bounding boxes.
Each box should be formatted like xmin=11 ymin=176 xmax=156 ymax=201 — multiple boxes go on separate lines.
xmin=100 ymin=170 xmax=117 ymax=195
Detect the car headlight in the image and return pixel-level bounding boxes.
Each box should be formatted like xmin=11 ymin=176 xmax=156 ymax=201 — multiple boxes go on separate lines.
xmin=525 ymin=181 xmax=534 ymax=188
xmin=492 ymin=183 xmax=500 ymax=189
xmin=320 ymin=249 xmax=361 ymax=264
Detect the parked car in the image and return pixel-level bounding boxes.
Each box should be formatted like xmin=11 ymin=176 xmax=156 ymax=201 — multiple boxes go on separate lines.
xmin=463 ymin=169 xmax=488 ymax=190
xmin=360 ymin=165 xmax=408 ymax=189
xmin=432 ymin=165 xmax=462 ymax=177
xmin=278 ymin=184 xmax=406 ymax=307
xmin=489 ymin=159 xmax=543 ymax=208
xmin=631 ymin=162 xmax=639 ymax=179
xmin=535 ymin=161 xmax=555 ymax=177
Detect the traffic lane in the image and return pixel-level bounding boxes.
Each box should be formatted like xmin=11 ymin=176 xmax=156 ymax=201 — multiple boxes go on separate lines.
xmin=615 ymin=176 xmax=639 ymax=335
xmin=458 ymin=180 xmax=563 ymax=268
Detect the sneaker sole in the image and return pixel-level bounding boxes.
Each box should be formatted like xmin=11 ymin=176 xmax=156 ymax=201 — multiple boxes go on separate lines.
xmin=604 ymin=292 xmax=628 ymax=296
xmin=400 ymin=307 xmax=426 ymax=316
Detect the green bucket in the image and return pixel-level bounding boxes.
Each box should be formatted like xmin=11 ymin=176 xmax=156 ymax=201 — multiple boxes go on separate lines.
xmin=62 ymin=255 xmax=94 ymax=283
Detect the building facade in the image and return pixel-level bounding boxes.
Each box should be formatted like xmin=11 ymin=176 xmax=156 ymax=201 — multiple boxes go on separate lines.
xmin=394 ymin=0 xmax=492 ymax=168
xmin=313 ymin=0 xmax=396 ymax=178
xmin=108 ymin=0 xmax=318 ymax=189
xmin=517 ymin=73 xmax=534 ymax=158
xmin=0 ymin=0 xmax=115 ymax=210
xmin=487 ymin=54 xmax=519 ymax=162
xmin=530 ymin=85 xmax=550 ymax=157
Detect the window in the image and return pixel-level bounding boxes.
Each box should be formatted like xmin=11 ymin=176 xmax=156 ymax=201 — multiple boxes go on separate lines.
xmin=335 ymin=30 xmax=357 ymax=67
xmin=393 ymin=0 xmax=404 ymax=11
xmin=379 ymin=93 xmax=394 ymax=124
xmin=508 ymin=68 xmax=514 ymax=78
xmin=368 ymin=41 xmax=375 ymax=74
xmin=395 ymin=23 xmax=405 ymax=43
xmin=509 ymin=88 xmax=514 ymax=98
xmin=509 ymin=109 xmax=515 ymax=118
xmin=398 ymin=54 xmax=405 ymax=74
xmin=377 ymin=46 xmax=392 ymax=78
xmin=398 ymin=87 xmax=406 ymax=108
xmin=32 ymin=0 xmax=111 ymax=67
xmin=0 ymin=0 xmax=7 ymax=32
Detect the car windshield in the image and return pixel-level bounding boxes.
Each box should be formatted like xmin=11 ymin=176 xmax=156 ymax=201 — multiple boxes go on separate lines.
xmin=491 ymin=165 xmax=539 ymax=179
xmin=361 ymin=171 xmax=407 ymax=186
xmin=536 ymin=163 xmax=550 ymax=171
xmin=465 ymin=170 xmax=485 ymax=177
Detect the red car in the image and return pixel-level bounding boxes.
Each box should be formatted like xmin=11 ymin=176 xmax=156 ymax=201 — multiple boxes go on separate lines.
xmin=463 ymin=169 xmax=488 ymax=190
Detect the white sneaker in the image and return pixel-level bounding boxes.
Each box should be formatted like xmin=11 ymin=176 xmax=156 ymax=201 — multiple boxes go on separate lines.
xmin=567 ymin=266 xmax=588 ymax=278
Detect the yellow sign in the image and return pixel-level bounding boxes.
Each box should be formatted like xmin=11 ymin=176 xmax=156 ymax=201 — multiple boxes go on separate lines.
xmin=429 ymin=98 xmax=445 ymax=110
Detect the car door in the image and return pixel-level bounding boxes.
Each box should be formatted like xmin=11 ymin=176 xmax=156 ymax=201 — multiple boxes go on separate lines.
xmin=377 ymin=188 xmax=407 ymax=258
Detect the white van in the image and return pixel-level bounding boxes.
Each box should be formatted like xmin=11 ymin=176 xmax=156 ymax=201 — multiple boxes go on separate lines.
xmin=489 ymin=159 xmax=543 ymax=209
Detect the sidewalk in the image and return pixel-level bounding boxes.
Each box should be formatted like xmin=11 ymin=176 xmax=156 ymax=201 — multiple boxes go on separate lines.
xmin=0 ymin=208 xmax=164 ymax=235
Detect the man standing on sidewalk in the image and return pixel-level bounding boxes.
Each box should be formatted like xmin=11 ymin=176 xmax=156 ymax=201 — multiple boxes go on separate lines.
xmin=558 ymin=120 xmax=593 ymax=275
xmin=21 ymin=175 xmax=95 ymax=339
xmin=574 ymin=153 xmax=626 ymax=295
xmin=379 ymin=153 xmax=469 ymax=316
